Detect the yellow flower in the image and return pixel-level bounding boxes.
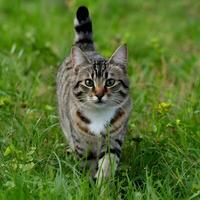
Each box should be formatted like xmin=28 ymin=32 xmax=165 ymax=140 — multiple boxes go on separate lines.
xmin=157 ymin=102 xmax=172 ymax=114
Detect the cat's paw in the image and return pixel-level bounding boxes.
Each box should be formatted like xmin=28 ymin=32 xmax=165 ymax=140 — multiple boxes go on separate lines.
xmin=66 ymin=146 xmax=74 ymax=154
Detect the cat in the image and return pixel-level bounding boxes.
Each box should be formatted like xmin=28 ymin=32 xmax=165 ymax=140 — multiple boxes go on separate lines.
xmin=56 ymin=6 xmax=132 ymax=184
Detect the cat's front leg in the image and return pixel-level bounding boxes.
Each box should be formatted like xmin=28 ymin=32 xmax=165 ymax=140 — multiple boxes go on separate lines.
xmin=95 ymin=148 xmax=120 ymax=185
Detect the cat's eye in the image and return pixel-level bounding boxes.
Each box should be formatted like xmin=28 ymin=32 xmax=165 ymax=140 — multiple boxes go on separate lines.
xmin=105 ymin=79 xmax=115 ymax=87
xmin=85 ymin=79 xmax=94 ymax=87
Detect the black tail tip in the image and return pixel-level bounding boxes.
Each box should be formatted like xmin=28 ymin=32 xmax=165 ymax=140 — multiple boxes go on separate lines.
xmin=76 ymin=6 xmax=89 ymax=21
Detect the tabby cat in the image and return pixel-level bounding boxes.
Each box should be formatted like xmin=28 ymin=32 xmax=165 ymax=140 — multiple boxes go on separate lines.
xmin=57 ymin=6 xmax=132 ymax=184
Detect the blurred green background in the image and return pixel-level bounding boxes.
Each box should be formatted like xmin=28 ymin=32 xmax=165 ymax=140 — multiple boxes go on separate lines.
xmin=0 ymin=0 xmax=200 ymax=199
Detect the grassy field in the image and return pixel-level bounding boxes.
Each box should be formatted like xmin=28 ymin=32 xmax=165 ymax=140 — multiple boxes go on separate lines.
xmin=0 ymin=0 xmax=200 ymax=199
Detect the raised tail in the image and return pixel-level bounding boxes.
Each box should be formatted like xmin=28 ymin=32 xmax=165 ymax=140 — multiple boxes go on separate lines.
xmin=74 ymin=6 xmax=95 ymax=51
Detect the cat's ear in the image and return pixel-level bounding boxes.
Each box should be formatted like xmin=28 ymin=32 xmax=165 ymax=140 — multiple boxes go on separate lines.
xmin=71 ymin=46 xmax=90 ymax=67
xmin=108 ymin=44 xmax=128 ymax=67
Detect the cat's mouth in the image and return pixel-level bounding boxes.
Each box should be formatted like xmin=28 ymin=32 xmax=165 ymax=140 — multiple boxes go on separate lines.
xmin=93 ymin=99 xmax=106 ymax=107
xmin=95 ymin=100 xmax=104 ymax=105
xmin=87 ymin=96 xmax=107 ymax=107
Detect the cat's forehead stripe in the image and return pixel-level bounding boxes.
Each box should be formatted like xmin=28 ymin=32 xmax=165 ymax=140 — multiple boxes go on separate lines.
xmin=93 ymin=60 xmax=107 ymax=78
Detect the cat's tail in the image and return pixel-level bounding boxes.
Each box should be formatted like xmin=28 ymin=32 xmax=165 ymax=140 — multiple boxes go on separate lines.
xmin=74 ymin=6 xmax=95 ymax=51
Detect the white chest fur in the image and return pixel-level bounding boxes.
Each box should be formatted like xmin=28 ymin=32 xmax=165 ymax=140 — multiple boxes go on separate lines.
xmin=84 ymin=107 xmax=117 ymax=136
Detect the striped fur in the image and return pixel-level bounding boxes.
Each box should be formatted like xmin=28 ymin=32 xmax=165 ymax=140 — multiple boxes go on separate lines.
xmin=57 ymin=6 xmax=132 ymax=184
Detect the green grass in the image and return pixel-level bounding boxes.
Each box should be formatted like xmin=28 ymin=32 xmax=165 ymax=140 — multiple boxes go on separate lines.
xmin=0 ymin=0 xmax=200 ymax=199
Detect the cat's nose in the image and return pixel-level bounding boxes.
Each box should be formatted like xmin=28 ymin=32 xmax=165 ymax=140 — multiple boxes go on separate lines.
xmin=95 ymin=87 xmax=105 ymax=100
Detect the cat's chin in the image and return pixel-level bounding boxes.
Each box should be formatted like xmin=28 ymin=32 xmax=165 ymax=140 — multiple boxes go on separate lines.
xmin=91 ymin=102 xmax=118 ymax=110
xmin=93 ymin=102 xmax=107 ymax=108
xmin=85 ymin=101 xmax=108 ymax=109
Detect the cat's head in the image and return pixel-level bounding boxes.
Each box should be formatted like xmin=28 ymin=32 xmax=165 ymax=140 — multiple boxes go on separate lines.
xmin=71 ymin=45 xmax=129 ymax=109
